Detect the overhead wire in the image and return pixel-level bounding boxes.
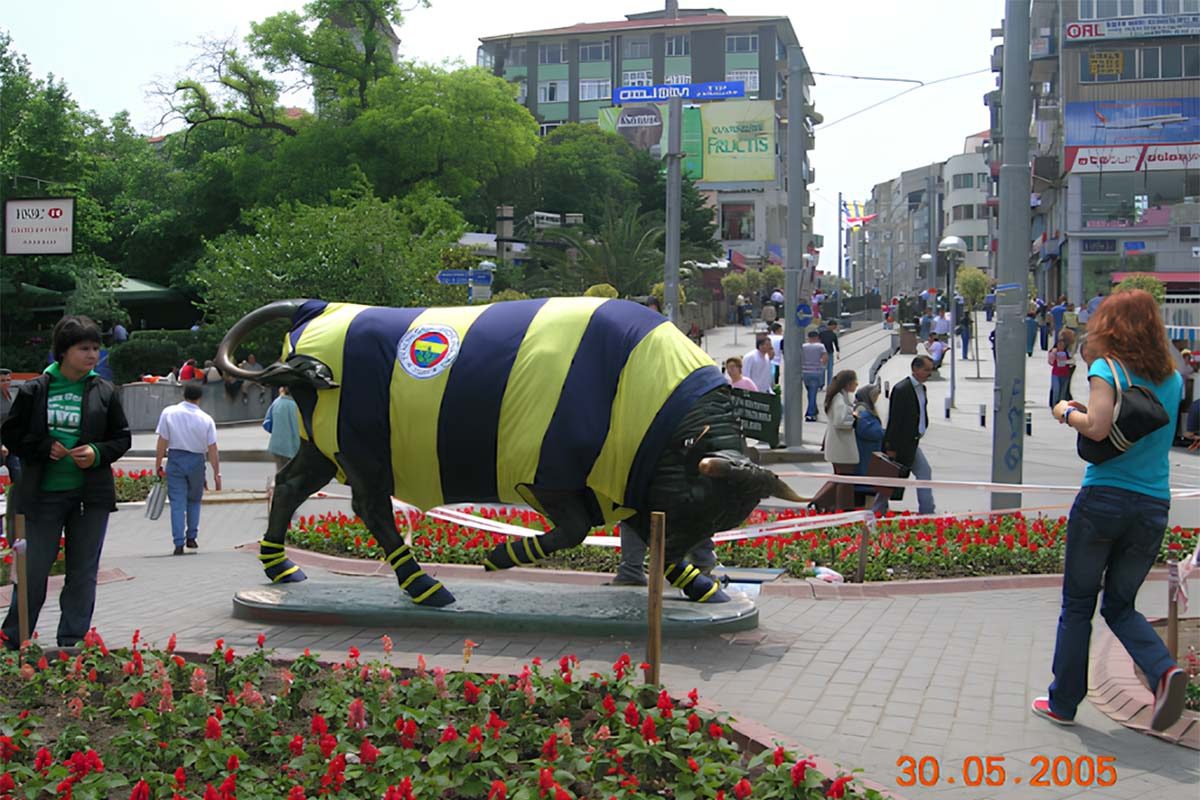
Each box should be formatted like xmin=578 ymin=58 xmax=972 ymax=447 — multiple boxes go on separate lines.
xmin=817 ymin=68 xmax=991 ymax=130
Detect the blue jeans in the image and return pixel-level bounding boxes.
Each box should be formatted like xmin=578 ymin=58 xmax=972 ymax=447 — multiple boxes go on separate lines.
xmin=1047 ymin=485 xmax=1173 ymax=719
xmin=166 ymin=449 xmax=205 ymax=546
xmin=825 ymin=353 xmax=835 ymax=386
xmin=910 ymin=446 xmax=935 ymax=514
xmin=1050 ymin=375 xmax=1068 ymax=407
xmin=803 ymin=374 xmax=823 ymax=418
xmin=2 ymin=488 xmax=110 ymax=648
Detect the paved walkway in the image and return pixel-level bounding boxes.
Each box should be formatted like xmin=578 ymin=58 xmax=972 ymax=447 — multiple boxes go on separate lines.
xmin=9 ymin=498 xmax=1196 ymax=800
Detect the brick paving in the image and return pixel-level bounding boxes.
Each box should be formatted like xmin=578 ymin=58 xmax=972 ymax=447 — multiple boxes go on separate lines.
xmin=8 ymin=499 xmax=1197 ymax=799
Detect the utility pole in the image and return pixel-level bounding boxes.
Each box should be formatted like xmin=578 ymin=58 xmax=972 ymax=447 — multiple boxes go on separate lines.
xmin=784 ymin=45 xmax=811 ymax=448
xmin=836 ymin=191 xmax=844 ymax=322
xmin=992 ymin=0 xmax=1032 ymax=510
xmin=662 ymin=1 xmax=682 ymax=323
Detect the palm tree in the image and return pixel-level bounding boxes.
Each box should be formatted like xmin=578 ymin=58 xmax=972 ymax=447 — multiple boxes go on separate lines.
xmin=531 ymin=206 xmax=664 ymax=297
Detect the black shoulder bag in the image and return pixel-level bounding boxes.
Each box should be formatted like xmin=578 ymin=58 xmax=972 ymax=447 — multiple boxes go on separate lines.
xmin=1077 ymin=357 xmax=1169 ymax=465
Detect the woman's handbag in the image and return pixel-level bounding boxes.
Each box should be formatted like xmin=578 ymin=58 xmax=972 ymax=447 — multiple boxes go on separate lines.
xmin=145 ymin=479 xmax=167 ymax=521
xmin=1077 ymin=357 xmax=1169 ymax=465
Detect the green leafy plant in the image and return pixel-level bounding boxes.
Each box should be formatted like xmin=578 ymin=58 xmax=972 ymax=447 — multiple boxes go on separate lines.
xmin=1114 ymin=272 xmax=1166 ymax=304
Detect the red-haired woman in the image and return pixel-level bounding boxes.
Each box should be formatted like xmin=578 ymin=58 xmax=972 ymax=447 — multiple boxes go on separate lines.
xmin=1032 ymin=290 xmax=1186 ymax=731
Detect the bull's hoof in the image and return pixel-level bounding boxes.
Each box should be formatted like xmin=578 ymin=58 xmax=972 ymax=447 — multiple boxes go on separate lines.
xmin=259 ymin=541 xmax=306 ymax=583
xmin=681 ymin=574 xmax=729 ymax=603
xmin=482 ymin=538 xmax=544 ymax=571
xmin=272 ymin=564 xmax=307 ymax=584
xmin=411 ymin=584 xmax=456 ymax=608
xmin=699 ymin=586 xmax=731 ymax=603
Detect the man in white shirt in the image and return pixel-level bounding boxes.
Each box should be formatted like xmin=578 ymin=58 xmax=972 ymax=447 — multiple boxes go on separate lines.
xmin=742 ymin=336 xmax=775 ymax=395
xmin=155 ymin=384 xmax=221 ymax=555
xmin=924 ymin=334 xmax=947 ymax=368
xmin=767 ymin=322 xmax=783 ymax=384
xmin=932 ymin=311 xmax=952 ymax=339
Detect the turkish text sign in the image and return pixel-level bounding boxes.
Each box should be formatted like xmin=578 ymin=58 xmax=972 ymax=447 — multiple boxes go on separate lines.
xmin=4 ymin=197 xmax=75 ymax=255
xmin=613 ymin=81 xmax=744 ymax=104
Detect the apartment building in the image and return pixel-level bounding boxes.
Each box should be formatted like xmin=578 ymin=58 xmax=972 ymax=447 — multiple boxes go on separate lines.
xmin=942 ymin=148 xmax=993 ymax=272
xmin=477 ymin=8 xmax=817 ymax=266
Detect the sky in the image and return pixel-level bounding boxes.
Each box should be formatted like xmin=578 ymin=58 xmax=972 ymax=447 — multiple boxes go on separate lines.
xmin=2 ymin=0 xmax=1003 ymax=254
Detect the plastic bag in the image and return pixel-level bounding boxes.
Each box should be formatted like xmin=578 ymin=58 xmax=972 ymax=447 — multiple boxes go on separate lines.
xmin=145 ymin=480 xmax=166 ymax=520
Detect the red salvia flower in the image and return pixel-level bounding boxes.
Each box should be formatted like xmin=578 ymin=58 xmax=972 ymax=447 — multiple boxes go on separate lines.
xmin=687 ymin=713 xmax=702 ymax=734
xmin=204 ymin=716 xmax=222 ymax=740
xmin=289 ymin=735 xmax=305 ymax=756
xmin=688 ymin=756 xmax=700 ymax=772
xmin=640 ymin=715 xmax=658 ymax=742
xmin=623 ymin=702 xmax=640 ymax=727
xmin=360 ymin=738 xmax=380 ymax=764
xmin=226 ymin=754 xmax=239 ymax=772
xmin=223 ymin=648 xmax=235 ymax=665
xmin=687 ymin=687 xmax=699 ymax=706
xmin=708 ymin=722 xmax=724 ymax=739
xmin=318 ymin=734 xmax=338 ymax=757
xmin=734 ymin=778 xmax=753 ymax=799
xmin=288 ymin=787 xmax=305 ymax=800
xmin=347 ymin=698 xmax=367 ymax=730
xmin=773 ymin=746 xmax=786 ymax=766
xmin=601 ymin=694 xmax=617 ymax=717
xmin=34 ymin=746 xmax=53 ymax=773
xmin=486 ymin=711 xmax=508 ymax=738
xmin=791 ymin=759 xmax=816 ymax=788
xmin=656 ymin=689 xmax=673 ymax=719
xmin=541 ymin=733 xmax=558 ymax=761
xmin=129 ymin=779 xmax=151 ymax=800
xmin=129 ymin=691 xmax=146 ymax=709
xmin=257 ymin=633 xmax=266 ymax=648
xmin=311 ymin=714 xmax=328 ymax=735
xmin=826 ymin=775 xmax=854 ymax=798
xmin=174 ymin=766 xmax=187 ymax=787
xmin=440 ymin=724 xmax=459 ymax=743
xmin=487 ymin=780 xmax=507 ymax=800
xmin=463 ymin=679 xmax=481 ymax=704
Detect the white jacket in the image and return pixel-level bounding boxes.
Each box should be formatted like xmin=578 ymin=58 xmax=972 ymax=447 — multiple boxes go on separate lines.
xmin=823 ymin=391 xmax=859 ymax=465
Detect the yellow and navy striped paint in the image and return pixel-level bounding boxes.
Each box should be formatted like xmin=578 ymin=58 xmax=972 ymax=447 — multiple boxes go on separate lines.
xmin=281 ymin=297 xmax=724 ymax=523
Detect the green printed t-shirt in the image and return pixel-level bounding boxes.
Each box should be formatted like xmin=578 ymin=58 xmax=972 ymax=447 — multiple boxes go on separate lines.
xmin=40 ymin=363 xmax=97 ymax=491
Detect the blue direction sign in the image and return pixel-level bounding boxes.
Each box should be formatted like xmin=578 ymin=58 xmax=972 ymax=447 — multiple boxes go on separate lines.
xmin=613 ymin=81 xmax=745 ymax=105
xmin=794 ymin=303 xmax=813 ymax=329
xmin=468 ymin=270 xmax=494 ymax=285
xmin=436 ymin=269 xmax=471 ymax=285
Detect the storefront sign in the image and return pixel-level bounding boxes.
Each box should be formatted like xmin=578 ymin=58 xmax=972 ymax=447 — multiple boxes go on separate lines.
xmin=1064 ymin=14 xmax=1200 ymax=41
xmin=1066 ymin=98 xmax=1199 ymax=147
xmin=4 ymin=197 xmax=75 ymax=255
xmin=1088 ymin=51 xmax=1124 ymax=75
xmin=1067 ymin=142 xmax=1200 ymax=172
xmin=1082 ymin=239 xmax=1117 ymax=253
xmin=1123 ymin=241 xmax=1146 ymax=251
xmin=729 ymin=387 xmax=781 ymax=448
xmin=701 ymin=100 xmax=776 ymax=182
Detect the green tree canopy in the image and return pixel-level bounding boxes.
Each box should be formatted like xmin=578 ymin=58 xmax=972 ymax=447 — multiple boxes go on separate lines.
xmin=1115 ymin=273 xmax=1166 ymax=304
xmin=531 ymin=207 xmax=664 ymax=297
xmin=956 ymin=266 xmax=989 ymax=311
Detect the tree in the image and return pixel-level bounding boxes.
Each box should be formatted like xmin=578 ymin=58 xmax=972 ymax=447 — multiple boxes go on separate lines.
xmin=531 ymin=207 xmax=663 ymax=297
xmin=193 ymin=188 xmax=466 ymax=328
xmin=721 ymin=272 xmax=748 ymax=301
xmin=585 ymin=284 xmax=619 ymax=298
xmin=528 ymin=125 xmax=641 ymax=230
xmin=631 ymin=150 xmax=719 ymax=262
xmin=956 ymin=266 xmax=989 ymax=377
xmin=1115 ymin=273 xmax=1166 ymax=304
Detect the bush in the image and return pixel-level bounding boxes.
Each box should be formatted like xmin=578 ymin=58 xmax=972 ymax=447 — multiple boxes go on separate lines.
xmin=1115 ymin=272 xmax=1166 ymax=304
xmin=651 ymin=282 xmax=685 ymax=308
xmin=0 ymin=336 xmax=51 ymax=372
xmin=762 ymin=265 xmax=785 ymax=293
xmin=584 ymin=283 xmax=619 ymax=298
xmin=107 ymin=339 xmax=182 ymax=384
xmin=721 ymin=272 xmax=748 ymax=300
xmin=490 ymin=289 xmax=531 ymax=303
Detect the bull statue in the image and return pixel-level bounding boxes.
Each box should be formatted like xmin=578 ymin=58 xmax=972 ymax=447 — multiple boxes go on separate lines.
xmin=215 ymin=297 xmax=801 ymax=609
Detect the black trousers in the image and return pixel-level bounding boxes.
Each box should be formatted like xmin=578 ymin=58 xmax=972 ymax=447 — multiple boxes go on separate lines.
xmin=2 ymin=488 xmax=110 ymax=649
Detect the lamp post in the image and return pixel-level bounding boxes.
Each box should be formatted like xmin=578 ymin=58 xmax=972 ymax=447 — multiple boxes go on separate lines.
xmin=938 ymin=235 xmax=967 ymax=409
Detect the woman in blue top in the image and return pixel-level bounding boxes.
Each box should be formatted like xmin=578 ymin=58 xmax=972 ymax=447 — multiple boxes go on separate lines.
xmin=1033 ymin=290 xmax=1185 ymax=732
xmin=852 ymin=384 xmax=890 ymax=515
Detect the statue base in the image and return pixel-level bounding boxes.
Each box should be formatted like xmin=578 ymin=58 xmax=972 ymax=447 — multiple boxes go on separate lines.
xmin=232 ymin=577 xmax=758 ymax=637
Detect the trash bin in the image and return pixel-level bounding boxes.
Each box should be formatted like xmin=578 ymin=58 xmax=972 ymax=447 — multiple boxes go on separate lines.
xmin=899 ymin=324 xmax=918 ymax=355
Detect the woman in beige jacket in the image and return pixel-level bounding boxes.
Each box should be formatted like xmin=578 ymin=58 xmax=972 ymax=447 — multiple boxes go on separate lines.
xmin=823 ymin=369 xmax=861 ymax=510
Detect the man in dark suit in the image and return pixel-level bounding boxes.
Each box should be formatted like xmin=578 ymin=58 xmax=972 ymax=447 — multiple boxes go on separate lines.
xmin=883 ymin=356 xmax=936 ymax=514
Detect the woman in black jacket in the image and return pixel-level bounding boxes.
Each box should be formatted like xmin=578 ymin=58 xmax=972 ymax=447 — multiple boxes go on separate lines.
xmin=1 ymin=316 xmax=131 ymax=649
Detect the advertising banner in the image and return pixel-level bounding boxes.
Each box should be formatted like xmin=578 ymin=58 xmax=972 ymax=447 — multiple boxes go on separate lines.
xmin=1065 ymin=98 xmax=1199 ymax=172
xmin=4 ymin=197 xmax=75 ymax=255
xmin=598 ymin=104 xmax=704 ymax=179
xmin=700 ymin=100 xmax=776 ymax=183
xmin=1063 ymin=14 xmax=1200 ymax=42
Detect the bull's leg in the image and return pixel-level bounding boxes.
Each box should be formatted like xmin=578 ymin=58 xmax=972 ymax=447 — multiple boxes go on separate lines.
xmin=628 ymin=523 xmax=729 ymax=604
xmin=482 ymin=489 xmax=591 ymax=571
xmin=340 ymin=471 xmax=455 ymax=608
xmin=259 ymin=441 xmax=337 ymax=583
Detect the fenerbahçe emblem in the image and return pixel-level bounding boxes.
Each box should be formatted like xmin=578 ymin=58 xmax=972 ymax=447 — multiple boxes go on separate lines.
xmin=397 ymin=324 xmax=461 ymax=379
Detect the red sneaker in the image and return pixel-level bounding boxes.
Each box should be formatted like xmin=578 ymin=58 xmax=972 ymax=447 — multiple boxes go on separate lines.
xmin=1031 ymin=697 xmax=1075 ymax=726
xmin=1151 ymin=667 xmax=1186 ymax=732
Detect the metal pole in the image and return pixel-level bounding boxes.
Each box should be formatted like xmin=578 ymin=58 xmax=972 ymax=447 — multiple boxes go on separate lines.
xmin=664 ymin=95 xmax=683 ymax=324
xmin=949 ymin=256 xmax=957 ymax=408
xmin=784 ymin=45 xmax=811 ymax=447
xmin=836 ymin=191 xmax=843 ymax=323
xmin=992 ymin=0 xmax=1032 ymax=510
xmin=646 ymin=511 xmax=666 ymax=684
xmin=927 ymin=175 xmax=937 ymax=290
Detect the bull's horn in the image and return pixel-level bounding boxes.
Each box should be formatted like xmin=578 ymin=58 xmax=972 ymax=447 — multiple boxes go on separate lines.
xmin=765 ymin=473 xmax=807 ymax=504
xmin=698 ymin=457 xmax=731 ymax=478
xmin=214 ymin=300 xmax=308 ymax=381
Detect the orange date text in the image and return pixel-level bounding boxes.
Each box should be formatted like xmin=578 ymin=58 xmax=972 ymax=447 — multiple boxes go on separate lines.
xmin=895 ymin=755 xmax=1118 ymax=788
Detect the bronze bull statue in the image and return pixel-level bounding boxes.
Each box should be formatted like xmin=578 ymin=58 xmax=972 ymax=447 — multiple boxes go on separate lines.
xmin=215 ymin=297 xmax=800 ymax=608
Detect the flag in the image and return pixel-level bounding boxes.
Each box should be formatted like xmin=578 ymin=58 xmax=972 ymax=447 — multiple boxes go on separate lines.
xmin=841 ymin=200 xmax=877 ymax=229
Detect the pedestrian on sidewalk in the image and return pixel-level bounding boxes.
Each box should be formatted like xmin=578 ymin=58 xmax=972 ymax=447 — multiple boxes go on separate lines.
xmin=1048 ymin=338 xmax=1071 ymax=407
xmin=882 ymin=356 xmax=935 ymax=514
xmin=1035 ymin=289 xmax=1185 ymax=732
xmin=263 ymin=386 xmax=301 ymax=507
xmin=822 ymin=369 xmax=860 ymax=510
xmin=918 ymin=310 xmax=933 ymax=340
xmin=801 ymin=331 xmax=827 ymax=422
xmin=0 ymin=315 xmax=131 ymax=649
xmin=154 ymin=384 xmax=221 ymax=555
xmin=1025 ymin=311 xmax=1038 ymax=357
xmin=742 ymin=336 xmax=775 ymax=395
xmin=983 ymin=290 xmax=996 ymax=321
xmin=768 ymin=322 xmax=783 ymax=385
xmin=818 ymin=320 xmax=840 ymax=386
xmin=852 ymin=384 xmax=891 ymax=515
xmin=723 ymin=357 xmax=759 ymax=391
xmin=957 ymin=312 xmax=972 ymax=360
xmin=932 ymin=310 xmax=951 ymax=342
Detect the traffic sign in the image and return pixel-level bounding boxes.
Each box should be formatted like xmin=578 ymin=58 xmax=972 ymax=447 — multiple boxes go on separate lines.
xmin=613 ymin=81 xmax=745 ymax=105
xmin=468 ymin=270 xmax=494 ymax=285
xmin=436 ymin=270 xmax=471 ymax=285
xmin=794 ymin=303 xmax=813 ymax=329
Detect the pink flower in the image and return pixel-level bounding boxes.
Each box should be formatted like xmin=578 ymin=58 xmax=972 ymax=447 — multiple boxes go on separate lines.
xmin=191 ymin=667 xmax=208 ymax=695
xmin=381 ymin=634 xmax=394 ymax=654
xmin=129 ymin=691 xmax=146 ymax=709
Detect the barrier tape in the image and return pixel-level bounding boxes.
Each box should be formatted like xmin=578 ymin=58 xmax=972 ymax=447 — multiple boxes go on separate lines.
xmin=773 ymin=469 xmax=1200 ymax=498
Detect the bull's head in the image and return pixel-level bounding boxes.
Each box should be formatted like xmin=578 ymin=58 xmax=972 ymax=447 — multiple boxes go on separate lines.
xmin=214 ymin=300 xmax=338 ymax=390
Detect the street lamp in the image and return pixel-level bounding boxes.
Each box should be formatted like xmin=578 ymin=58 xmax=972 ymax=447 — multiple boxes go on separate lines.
xmin=938 ymin=235 xmax=967 ymax=409
xmin=918 ymin=253 xmax=932 ymax=289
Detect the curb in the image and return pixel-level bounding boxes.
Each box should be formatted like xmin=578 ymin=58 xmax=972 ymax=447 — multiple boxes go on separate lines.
xmin=126 ymin=449 xmax=275 ymax=462
xmin=0 ymin=568 xmax=132 ymax=607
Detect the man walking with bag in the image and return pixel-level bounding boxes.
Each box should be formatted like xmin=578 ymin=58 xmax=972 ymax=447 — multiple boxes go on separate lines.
xmin=154 ymin=384 xmax=221 ymax=555
xmin=883 ymin=356 xmax=936 ymax=514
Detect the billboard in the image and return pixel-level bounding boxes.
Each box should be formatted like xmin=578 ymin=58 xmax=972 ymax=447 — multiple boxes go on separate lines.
xmin=1063 ymin=14 xmax=1200 ymax=42
xmin=1065 ymin=98 xmax=1200 ymax=172
xmin=601 ymin=99 xmax=776 ymax=184
xmin=4 ymin=197 xmax=75 ymax=255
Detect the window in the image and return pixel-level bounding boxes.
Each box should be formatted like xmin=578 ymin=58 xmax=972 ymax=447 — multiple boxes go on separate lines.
xmin=1143 ymin=47 xmax=1160 ymax=78
xmin=665 ymin=35 xmax=689 ymax=56
xmin=538 ymin=80 xmax=568 ymax=103
xmin=721 ymin=203 xmax=755 ymax=240
xmin=578 ymin=41 xmax=610 ymax=62
xmin=726 ymin=34 xmax=758 ymax=53
xmin=1096 ymin=0 xmax=1119 ymax=18
xmin=1184 ymin=0 xmax=1200 ymax=13
xmin=978 ymin=172 xmax=990 ymax=186
xmin=1118 ymin=0 xmax=1135 ymax=15
xmin=1079 ymin=0 xmax=1095 ymax=18
xmin=776 ymin=72 xmax=785 ymax=100
xmin=1143 ymin=0 xmax=1160 ymax=12
xmin=725 ymin=69 xmax=759 ymax=92
xmin=477 ymin=46 xmax=494 ymax=69
xmin=538 ymin=122 xmax=562 ymax=137
xmin=1186 ymin=44 xmax=1200 ymax=77
xmin=624 ymin=39 xmax=650 ymax=59
xmin=1162 ymin=44 xmax=1182 ymax=78
xmin=976 ymin=204 xmax=991 ymax=219
xmin=951 ymin=173 xmax=974 ymax=190
xmin=538 ymin=44 xmax=566 ymax=64
xmin=622 ymin=70 xmax=653 ymax=86
xmin=952 ymin=204 xmax=974 ymax=221
xmin=965 ymin=237 xmax=975 ymax=252
xmin=1163 ymin=0 xmax=1181 ymax=11
xmin=776 ymin=37 xmax=787 ymax=59
xmin=515 ymin=79 xmax=527 ymax=104
xmin=977 ymin=236 xmax=989 ymax=252
xmin=665 ymin=73 xmax=691 ymax=84
xmin=578 ymin=79 xmax=611 ymax=101
xmin=508 ymin=47 xmax=526 ymax=67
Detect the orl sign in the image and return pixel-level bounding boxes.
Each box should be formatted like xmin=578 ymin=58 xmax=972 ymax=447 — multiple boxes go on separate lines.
xmin=1065 ymin=14 xmax=1200 ymax=41
xmin=4 ymin=197 xmax=75 ymax=255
